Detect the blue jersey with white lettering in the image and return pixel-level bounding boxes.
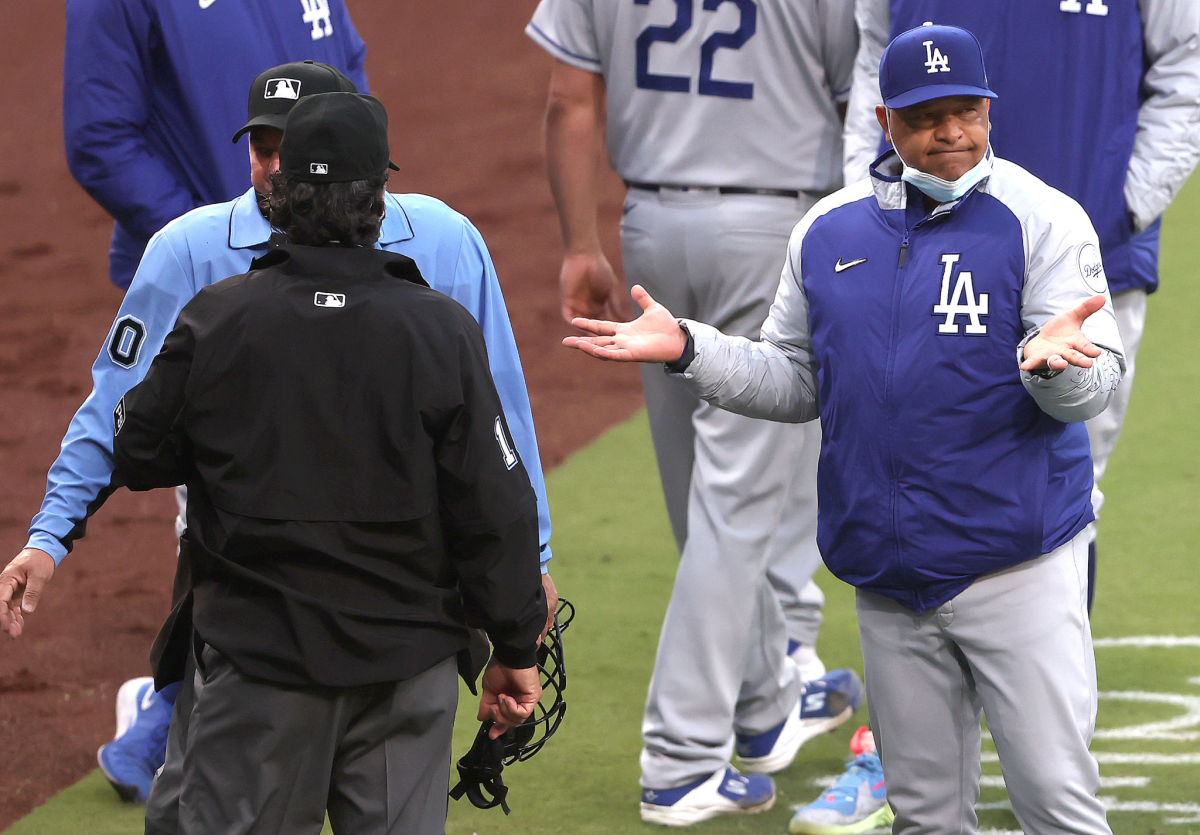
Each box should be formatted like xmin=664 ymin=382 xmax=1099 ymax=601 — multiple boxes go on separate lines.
xmin=63 ymin=0 xmax=368 ymax=289
xmin=885 ymin=1 xmax=1157 ymax=293
xmin=28 ymin=190 xmax=553 ymax=568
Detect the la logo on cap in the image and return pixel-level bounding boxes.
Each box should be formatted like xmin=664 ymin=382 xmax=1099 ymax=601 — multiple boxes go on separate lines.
xmin=265 ymin=78 xmax=302 ymax=100
xmin=310 ymin=163 xmax=329 ymax=175
xmin=923 ymin=40 xmax=950 ymax=74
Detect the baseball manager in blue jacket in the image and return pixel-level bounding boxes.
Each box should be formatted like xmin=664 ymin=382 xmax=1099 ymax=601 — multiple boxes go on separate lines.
xmin=843 ymin=1 xmax=1200 ymax=611
xmin=565 ymin=25 xmax=1122 ymax=835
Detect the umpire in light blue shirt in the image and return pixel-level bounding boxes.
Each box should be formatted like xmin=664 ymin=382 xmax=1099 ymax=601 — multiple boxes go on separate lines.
xmin=1 ymin=61 xmax=557 ymax=832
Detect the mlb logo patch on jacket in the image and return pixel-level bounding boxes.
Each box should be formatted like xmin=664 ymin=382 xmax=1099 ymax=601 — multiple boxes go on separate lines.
xmin=314 ymin=292 xmax=345 ymax=307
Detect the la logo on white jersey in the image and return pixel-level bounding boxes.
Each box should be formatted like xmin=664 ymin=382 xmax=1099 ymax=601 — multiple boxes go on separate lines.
xmin=933 ymin=253 xmax=988 ymax=335
xmin=301 ymin=0 xmax=333 ymax=40
xmin=923 ymin=40 xmax=951 ymax=74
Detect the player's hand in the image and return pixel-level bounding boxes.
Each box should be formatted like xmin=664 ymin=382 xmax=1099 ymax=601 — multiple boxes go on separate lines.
xmin=539 ymin=572 xmax=559 ymax=645
xmin=0 ymin=549 xmax=56 ymax=639
xmin=478 ymin=660 xmax=542 ymax=738
xmin=563 ymin=285 xmax=687 ymax=363
xmin=560 ymin=252 xmax=629 ymax=324
xmin=1020 ymin=295 xmax=1107 ymax=373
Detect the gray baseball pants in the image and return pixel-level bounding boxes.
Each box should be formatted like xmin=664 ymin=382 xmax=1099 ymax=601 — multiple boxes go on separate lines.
xmin=176 ymin=646 xmax=457 ymax=835
xmin=1085 ymin=288 xmax=1147 ymax=529
xmin=621 ymin=187 xmax=824 ymax=787
xmin=856 ymin=532 xmax=1111 ymax=835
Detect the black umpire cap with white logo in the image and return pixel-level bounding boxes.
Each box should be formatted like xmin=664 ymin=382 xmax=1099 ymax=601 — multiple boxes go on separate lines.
xmin=280 ymin=92 xmax=399 ymax=183
xmin=232 ymin=60 xmax=358 ymax=143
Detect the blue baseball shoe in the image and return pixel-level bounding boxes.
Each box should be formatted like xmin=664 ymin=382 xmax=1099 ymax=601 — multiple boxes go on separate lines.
xmin=789 ymin=750 xmax=893 ymax=834
xmin=97 ymin=677 xmax=172 ymax=804
xmin=736 ymin=668 xmax=863 ymax=774
xmin=640 ymin=766 xmax=776 ymax=826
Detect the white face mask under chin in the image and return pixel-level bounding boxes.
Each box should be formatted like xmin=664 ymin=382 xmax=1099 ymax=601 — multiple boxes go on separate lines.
xmin=886 ymin=110 xmax=992 ymax=205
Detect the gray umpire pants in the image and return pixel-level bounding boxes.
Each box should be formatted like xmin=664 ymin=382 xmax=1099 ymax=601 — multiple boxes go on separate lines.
xmin=1085 ymin=288 xmax=1147 ymax=533
xmin=621 ymin=187 xmax=824 ymax=787
xmin=172 ymin=646 xmax=457 ymax=835
xmin=144 ymin=649 xmax=194 ymax=835
xmin=857 ymin=533 xmax=1111 ymax=835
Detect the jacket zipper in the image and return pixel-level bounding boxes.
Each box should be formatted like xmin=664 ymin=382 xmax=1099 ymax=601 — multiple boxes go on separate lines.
xmin=884 ymin=223 xmax=911 ymax=579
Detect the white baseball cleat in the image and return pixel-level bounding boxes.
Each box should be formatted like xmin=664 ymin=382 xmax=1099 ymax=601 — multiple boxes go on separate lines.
xmin=640 ymin=766 xmax=776 ymax=826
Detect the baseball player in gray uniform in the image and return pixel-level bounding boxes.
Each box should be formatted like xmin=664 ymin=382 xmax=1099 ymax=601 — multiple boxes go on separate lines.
xmin=526 ymin=0 xmax=861 ymax=824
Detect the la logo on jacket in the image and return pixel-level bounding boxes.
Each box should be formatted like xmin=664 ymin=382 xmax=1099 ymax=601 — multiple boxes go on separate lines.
xmin=933 ymin=253 xmax=988 ymax=335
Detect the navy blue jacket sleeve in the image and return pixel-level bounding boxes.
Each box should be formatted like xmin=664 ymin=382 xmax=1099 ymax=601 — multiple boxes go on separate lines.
xmin=63 ymin=0 xmax=199 ymax=240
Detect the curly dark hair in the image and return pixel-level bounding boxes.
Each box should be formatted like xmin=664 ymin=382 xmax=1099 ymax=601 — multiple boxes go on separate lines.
xmin=267 ymin=170 xmax=389 ymax=247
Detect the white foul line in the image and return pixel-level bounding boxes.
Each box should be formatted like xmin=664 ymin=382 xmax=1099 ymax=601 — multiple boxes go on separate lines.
xmin=1093 ymin=635 xmax=1200 ymax=648
xmin=1092 ymin=690 xmax=1200 ymax=741
xmin=982 ymin=751 xmax=1200 ymax=764
xmin=978 ymin=775 xmax=1151 ymax=789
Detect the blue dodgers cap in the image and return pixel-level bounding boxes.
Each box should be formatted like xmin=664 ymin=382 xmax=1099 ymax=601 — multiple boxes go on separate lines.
xmin=879 ymin=24 xmax=997 ymax=110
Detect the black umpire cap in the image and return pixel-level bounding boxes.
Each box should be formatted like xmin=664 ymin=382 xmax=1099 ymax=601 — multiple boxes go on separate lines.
xmin=232 ymin=60 xmax=358 ymax=142
xmin=280 ymin=93 xmax=399 ymax=182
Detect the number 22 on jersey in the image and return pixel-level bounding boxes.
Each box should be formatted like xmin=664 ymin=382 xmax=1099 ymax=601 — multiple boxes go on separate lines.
xmin=635 ymin=0 xmax=757 ymax=99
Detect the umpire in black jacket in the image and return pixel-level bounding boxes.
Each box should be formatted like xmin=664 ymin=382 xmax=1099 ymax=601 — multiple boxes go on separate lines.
xmin=110 ymin=92 xmax=546 ymax=835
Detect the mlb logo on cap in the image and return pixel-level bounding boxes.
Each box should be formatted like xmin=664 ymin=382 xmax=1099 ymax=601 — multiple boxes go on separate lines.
xmin=264 ymin=78 xmax=302 ymax=100
xmin=879 ymin=23 xmax=997 ymax=109
xmin=310 ymin=163 xmax=329 ymax=175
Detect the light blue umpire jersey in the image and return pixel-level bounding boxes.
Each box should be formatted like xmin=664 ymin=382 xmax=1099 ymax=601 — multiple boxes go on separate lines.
xmin=27 ymin=189 xmax=553 ymax=568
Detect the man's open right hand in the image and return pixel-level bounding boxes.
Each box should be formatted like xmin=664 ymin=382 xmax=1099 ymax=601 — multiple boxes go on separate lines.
xmin=563 ymin=285 xmax=687 ymax=364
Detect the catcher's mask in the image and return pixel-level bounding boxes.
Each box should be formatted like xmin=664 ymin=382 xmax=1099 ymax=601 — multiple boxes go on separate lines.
xmin=449 ymin=597 xmax=574 ymax=814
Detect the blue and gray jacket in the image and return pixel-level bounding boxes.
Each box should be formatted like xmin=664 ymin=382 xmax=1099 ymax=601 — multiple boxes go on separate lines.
xmin=675 ymin=153 xmax=1124 ymax=612
xmin=844 ymin=0 xmax=1200 ymax=295
xmin=63 ymin=0 xmax=368 ymax=289
xmin=27 ymin=189 xmax=553 ymax=571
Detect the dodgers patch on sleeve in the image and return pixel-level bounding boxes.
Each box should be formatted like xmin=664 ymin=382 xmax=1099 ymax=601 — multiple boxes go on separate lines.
xmin=1077 ymin=243 xmax=1107 ymax=294
xmin=494 ymin=416 xmax=519 ymax=470
xmin=113 ymin=397 xmax=126 ymax=435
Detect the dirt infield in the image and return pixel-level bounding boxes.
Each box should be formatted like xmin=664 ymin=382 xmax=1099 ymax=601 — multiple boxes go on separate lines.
xmin=0 ymin=0 xmax=641 ymax=824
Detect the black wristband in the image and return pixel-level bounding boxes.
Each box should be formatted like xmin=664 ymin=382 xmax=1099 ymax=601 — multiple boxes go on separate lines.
xmin=665 ymin=322 xmax=695 ymax=373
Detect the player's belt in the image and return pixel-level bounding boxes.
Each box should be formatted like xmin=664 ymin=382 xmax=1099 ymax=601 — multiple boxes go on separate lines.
xmin=623 ymin=179 xmax=800 ymax=199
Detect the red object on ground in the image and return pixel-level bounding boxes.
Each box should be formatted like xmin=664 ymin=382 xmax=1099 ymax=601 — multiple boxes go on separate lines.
xmin=850 ymin=725 xmax=877 ymax=756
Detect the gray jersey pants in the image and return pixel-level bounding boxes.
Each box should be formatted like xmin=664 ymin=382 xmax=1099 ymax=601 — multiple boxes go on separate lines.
xmin=621 ymin=187 xmax=824 ymax=787
xmin=857 ymin=533 xmax=1111 ymax=835
xmin=1085 ymin=288 xmax=1147 ymax=531
xmin=174 ymin=646 xmax=457 ymax=835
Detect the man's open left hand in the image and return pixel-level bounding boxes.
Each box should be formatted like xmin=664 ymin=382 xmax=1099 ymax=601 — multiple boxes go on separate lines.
xmin=1021 ymin=295 xmax=1107 ymax=373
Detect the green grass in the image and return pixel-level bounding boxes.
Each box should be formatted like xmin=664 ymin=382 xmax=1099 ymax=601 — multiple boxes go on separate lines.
xmin=8 ymin=176 xmax=1200 ymax=834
